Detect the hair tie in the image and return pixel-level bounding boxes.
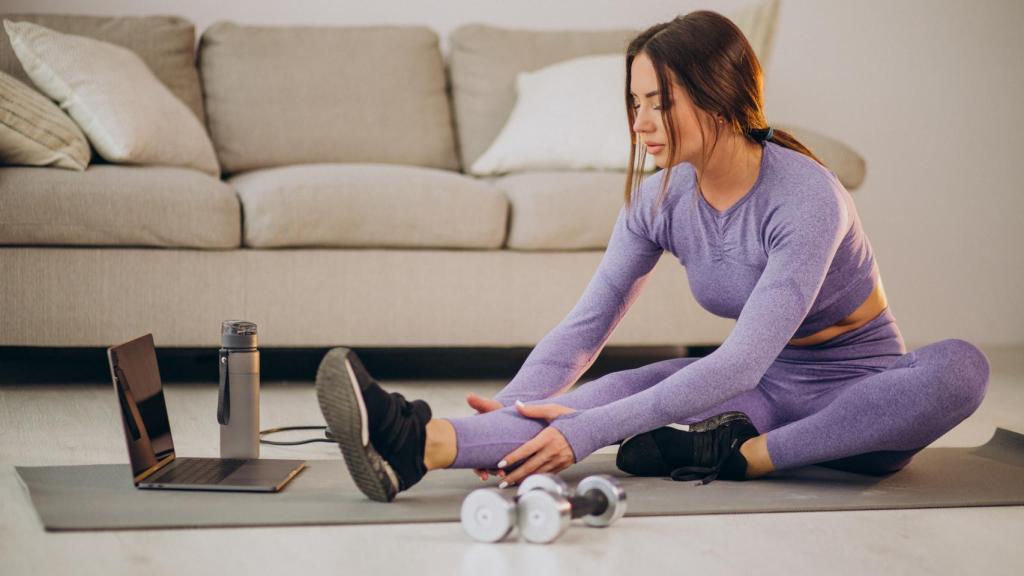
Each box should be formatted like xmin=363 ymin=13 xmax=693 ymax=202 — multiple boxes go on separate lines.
xmin=749 ymin=126 xmax=774 ymax=143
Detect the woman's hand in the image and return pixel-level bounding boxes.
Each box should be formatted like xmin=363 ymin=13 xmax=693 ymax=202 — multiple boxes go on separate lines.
xmin=466 ymin=392 xmax=504 ymax=481
xmin=495 ymin=402 xmax=577 ymax=487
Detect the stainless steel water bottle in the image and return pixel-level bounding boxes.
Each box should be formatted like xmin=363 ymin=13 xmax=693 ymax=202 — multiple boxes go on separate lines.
xmin=218 ymin=320 xmax=260 ymax=459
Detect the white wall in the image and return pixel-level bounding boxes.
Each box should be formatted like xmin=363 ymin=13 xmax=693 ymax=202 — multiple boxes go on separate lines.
xmin=6 ymin=0 xmax=1023 ymax=347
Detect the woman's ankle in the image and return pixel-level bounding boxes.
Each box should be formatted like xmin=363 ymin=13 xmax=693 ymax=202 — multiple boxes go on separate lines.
xmin=423 ymin=418 xmax=457 ymax=471
xmin=739 ymin=434 xmax=776 ymax=479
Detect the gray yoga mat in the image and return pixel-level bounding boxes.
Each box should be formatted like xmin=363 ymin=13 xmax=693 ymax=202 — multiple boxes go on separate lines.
xmin=16 ymin=428 xmax=1024 ymax=532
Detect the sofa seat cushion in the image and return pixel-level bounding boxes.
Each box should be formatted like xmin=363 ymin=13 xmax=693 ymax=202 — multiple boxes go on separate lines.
xmin=230 ymin=164 xmax=508 ymax=249
xmin=494 ymin=171 xmax=625 ymax=250
xmin=0 ymin=165 xmax=240 ymax=248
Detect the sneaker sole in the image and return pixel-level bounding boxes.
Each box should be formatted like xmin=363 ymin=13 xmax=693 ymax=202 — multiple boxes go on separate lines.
xmin=315 ymin=347 xmax=400 ymax=503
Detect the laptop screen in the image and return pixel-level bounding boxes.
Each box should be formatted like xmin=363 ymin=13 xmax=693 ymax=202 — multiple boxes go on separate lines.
xmin=107 ymin=334 xmax=175 ymax=479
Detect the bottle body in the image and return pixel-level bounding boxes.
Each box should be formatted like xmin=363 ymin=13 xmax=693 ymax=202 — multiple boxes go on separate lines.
xmin=218 ymin=320 xmax=260 ymax=459
xmin=219 ymin=348 xmax=260 ymax=458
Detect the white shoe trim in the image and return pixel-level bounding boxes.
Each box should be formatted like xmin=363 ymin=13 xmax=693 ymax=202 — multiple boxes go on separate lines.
xmin=345 ymin=358 xmax=370 ymax=447
xmin=381 ymin=458 xmax=400 ymax=491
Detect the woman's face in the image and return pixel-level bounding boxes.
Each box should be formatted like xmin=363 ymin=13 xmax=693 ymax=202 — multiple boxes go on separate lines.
xmin=630 ymin=52 xmax=717 ymax=169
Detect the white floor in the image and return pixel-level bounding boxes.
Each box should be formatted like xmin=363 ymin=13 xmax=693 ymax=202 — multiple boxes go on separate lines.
xmin=2 ymin=347 xmax=1023 ymax=576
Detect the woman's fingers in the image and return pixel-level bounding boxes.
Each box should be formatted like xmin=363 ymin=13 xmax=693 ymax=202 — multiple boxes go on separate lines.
xmin=501 ymin=448 xmax=554 ymax=486
xmin=466 ymin=393 xmax=485 ymax=413
xmin=514 ymin=401 xmax=576 ymax=422
xmin=497 ymin=433 xmax=546 ymax=473
xmin=466 ymin=393 xmax=503 ymax=414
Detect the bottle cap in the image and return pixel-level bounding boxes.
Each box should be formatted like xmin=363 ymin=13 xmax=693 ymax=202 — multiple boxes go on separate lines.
xmin=221 ymin=320 xmax=258 ymax=349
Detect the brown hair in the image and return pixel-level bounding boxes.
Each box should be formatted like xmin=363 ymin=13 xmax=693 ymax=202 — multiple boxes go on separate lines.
xmin=624 ymin=11 xmax=825 ymax=211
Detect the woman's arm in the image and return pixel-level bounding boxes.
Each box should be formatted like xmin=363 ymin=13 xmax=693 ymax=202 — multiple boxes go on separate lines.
xmin=549 ymin=182 xmax=851 ymax=462
xmin=491 ymin=201 xmax=664 ymax=406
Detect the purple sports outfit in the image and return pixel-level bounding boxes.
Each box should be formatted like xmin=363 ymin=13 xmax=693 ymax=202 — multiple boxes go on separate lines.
xmin=446 ymin=141 xmax=990 ymax=474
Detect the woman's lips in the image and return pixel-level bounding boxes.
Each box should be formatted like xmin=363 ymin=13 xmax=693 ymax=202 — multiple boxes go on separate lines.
xmin=646 ymin=143 xmax=664 ymax=153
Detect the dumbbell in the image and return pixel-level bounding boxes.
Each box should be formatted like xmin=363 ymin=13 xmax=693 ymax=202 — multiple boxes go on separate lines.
xmin=460 ymin=474 xmax=572 ymax=543
xmin=516 ymin=474 xmax=627 ymax=544
xmin=460 ymin=474 xmax=626 ymax=543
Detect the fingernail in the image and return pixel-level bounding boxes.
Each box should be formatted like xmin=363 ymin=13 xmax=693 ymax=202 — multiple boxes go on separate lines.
xmin=498 ymin=481 xmax=508 ymax=489
xmin=515 ymin=400 xmax=525 ymax=407
xmin=497 ymin=460 xmax=507 ymax=468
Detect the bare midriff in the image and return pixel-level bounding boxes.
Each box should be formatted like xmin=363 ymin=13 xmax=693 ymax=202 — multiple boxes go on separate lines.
xmin=787 ymin=281 xmax=889 ymax=347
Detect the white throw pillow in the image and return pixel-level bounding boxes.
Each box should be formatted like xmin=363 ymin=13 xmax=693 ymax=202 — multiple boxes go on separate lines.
xmin=470 ymin=54 xmax=654 ymax=176
xmin=3 ymin=20 xmax=219 ymax=176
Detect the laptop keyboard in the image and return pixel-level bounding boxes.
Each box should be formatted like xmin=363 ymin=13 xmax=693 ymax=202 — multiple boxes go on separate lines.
xmin=147 ymin=458 xmax=247 ymax=485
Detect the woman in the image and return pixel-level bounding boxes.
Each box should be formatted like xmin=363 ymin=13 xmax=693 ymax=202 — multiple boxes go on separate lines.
xmin=315 ymin=11 xmax=990 ymax=503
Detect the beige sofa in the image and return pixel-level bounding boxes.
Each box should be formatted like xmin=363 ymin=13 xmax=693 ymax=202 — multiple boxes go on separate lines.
xmin=0 ymin=13 xmax=865 ymax=349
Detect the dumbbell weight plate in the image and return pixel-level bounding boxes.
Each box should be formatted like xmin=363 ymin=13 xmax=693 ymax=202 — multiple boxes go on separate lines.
xmin=461 ymin=488 xmax=517 ymax=543
xmin=516 ymin=490 xmax=572 ymax=544
xmin=576 ymin=475 xmax=627 ymax=527
xmin=516 ymin=473 xmax=569 ymax=498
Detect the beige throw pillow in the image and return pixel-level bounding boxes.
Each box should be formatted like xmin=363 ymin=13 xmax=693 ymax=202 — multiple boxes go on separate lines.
xmin=0 ymin=69 xmax=89 ymax=170
xmin=3 ymin=20 xmax=219 ymax=176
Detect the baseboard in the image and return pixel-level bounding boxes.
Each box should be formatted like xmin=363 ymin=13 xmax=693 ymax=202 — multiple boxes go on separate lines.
xmin=0 ymin=345 xmax=718 ymax=384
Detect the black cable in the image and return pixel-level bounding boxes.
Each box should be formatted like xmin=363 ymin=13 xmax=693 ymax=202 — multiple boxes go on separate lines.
xmin=259 ymin=425 xmax=338 ymax=446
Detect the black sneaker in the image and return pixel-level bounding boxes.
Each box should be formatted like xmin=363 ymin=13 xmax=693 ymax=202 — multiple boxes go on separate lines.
xmin=315 ymin=347 xmax=432 ymax=502
xmin=616 ymin=411 xmax=759 ymax=485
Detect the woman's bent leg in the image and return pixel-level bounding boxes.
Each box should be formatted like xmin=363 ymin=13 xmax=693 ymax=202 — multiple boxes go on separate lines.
xmin=765 ymin=339 xmax=990 ymax=473
xmin=447 ymin=355 xmax=784 ymax=469
xmin=550 ymin=356 xmax=778 ymax=433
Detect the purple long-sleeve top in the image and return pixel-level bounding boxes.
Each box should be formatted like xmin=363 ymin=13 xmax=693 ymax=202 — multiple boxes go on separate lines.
xmin=492 ymin=141 xmax=880 ymax=462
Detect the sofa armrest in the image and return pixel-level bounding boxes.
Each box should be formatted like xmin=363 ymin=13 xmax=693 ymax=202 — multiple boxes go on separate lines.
xmin=775 ymin=123 xmax=867 ymax=191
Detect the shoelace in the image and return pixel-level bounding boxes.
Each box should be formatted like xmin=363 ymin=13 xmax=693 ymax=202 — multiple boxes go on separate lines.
xmin=669 ymin=437 xmax=740 ymax=486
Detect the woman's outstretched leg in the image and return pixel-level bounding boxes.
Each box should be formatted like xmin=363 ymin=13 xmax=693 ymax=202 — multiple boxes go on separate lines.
xmin=761 ymin=339 xmax=990 ymax=475
xmin=315 ymin=348 xmax=703 ymax=499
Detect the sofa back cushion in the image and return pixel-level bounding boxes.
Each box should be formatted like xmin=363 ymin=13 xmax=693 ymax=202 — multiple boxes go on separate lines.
xmin=449 ymin=25 xmax=635 ymax=173
xmin=199 ymin=23 xmax=460 ymax=176
xmin=0 ymin=14 xmax=205 ymax=123
xmin=448 ymin=0 xmax=780 ymax=171
xmin=5 ymin=21 xmax=220 ymax=176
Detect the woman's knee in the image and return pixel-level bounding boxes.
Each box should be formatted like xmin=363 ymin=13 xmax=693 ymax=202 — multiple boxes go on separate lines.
xmin=922 ymin=338 xmax=991 ymax=415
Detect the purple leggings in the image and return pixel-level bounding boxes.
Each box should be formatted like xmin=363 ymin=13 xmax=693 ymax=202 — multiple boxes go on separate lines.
xmin=446 ymin=309 xmax=990 ymax=474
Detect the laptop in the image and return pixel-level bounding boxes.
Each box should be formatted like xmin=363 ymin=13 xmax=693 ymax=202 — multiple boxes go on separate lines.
xmin=108 ymin=334 xmax=306 ymax=492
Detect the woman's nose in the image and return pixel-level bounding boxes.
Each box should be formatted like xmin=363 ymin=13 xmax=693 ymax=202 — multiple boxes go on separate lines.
xmin=632 ymin=109 xmax=653 ymax=134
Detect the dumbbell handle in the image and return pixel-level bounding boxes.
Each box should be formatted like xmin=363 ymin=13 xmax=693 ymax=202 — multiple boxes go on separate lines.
xmin=568 ymin=489 xmax=609 ymax=519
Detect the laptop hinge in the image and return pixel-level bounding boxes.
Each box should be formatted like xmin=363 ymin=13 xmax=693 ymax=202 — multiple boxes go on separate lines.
xmin=135 ymin=454 xmax=176 ymax=484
